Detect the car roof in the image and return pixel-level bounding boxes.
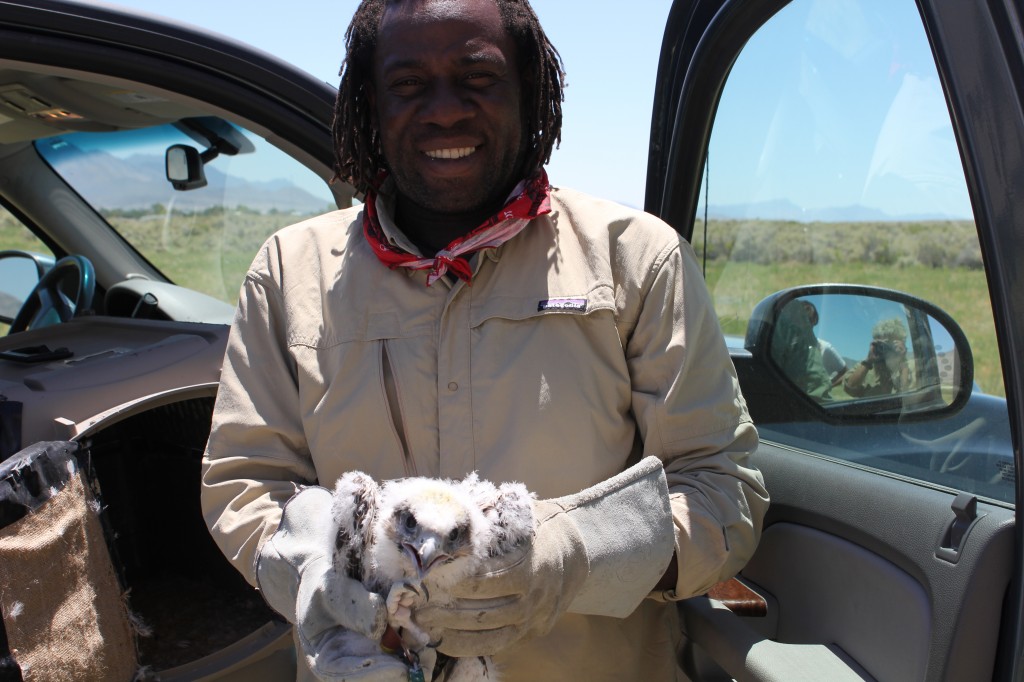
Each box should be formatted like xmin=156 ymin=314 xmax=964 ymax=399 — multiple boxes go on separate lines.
xmin=0 ymin=0 xmax=336 ymax=151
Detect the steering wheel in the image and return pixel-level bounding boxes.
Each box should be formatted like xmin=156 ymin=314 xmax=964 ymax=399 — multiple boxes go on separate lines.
xmin=9 ymin=255 xmax=96 ymax=334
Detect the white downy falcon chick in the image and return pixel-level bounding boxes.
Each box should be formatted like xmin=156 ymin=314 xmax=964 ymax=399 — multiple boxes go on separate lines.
xmin=330 ymin=471 xmax=535 ymax=681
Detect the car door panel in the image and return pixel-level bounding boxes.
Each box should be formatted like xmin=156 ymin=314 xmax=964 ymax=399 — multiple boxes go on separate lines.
xmin=680 ymin=443 xmax=1015 ymax=682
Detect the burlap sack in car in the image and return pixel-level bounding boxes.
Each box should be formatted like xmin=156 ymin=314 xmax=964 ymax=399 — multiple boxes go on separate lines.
xmin=0 ymin=467 xmax=137 ymax=681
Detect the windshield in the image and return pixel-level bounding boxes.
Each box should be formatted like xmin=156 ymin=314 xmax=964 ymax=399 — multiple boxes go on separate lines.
xmin=35 ymin=121 xmax=337 ymax=304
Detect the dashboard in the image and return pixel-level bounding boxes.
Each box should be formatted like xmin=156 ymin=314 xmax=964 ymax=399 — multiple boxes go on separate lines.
xmin=0 ymin=316 xmax=228 ymax=454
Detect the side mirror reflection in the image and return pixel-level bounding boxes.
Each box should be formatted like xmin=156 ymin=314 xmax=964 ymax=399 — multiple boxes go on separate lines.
xmin=747 ymin=285 xmax=973 ymax=417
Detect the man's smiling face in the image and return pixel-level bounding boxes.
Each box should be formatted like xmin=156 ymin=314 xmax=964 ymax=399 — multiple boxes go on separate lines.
xmin=371 ymin=0 xmax=526 ymax=217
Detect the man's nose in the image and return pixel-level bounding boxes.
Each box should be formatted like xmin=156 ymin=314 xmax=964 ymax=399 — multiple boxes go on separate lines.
xmin=420 ymin=81 xmax=475 ymax=127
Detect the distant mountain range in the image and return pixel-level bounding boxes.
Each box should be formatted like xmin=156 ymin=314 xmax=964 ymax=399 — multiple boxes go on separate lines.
xmin=46 ymin=141 xmax=968 ymax=222
xmin=45 ymin=142 xmax=331 ymax=215
xmin=704 ymin=199 xmax=968 ymax=223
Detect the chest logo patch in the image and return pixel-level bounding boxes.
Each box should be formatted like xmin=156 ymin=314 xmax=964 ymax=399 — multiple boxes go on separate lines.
xmin=537 ymin=297 xmax=587 ymax=313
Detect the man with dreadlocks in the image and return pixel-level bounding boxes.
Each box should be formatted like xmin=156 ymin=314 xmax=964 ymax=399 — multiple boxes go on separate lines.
xmin=201 ymin=0 xmax=769 ymax=679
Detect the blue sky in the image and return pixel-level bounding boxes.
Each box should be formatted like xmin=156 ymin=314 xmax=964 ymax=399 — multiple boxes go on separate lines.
xmin=709 ymin=0 xmax=972 ymax=221
xmin=92 ymin=0 xmax=673 ymax=210
xmin=90 ymin=0 xmax=972 ymax=220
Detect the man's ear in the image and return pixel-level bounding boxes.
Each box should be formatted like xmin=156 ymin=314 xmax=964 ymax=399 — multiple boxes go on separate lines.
xmin=520 ymin=67 xmax=535 ymax=90
xmin=366 ymin=83 xmax=379 ymax=129
xmin=518 ymin=70 xmax=534 ymax=129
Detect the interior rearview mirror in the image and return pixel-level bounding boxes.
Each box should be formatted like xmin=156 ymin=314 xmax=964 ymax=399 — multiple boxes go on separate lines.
xmin=745 ymin=284 xmax=974 ymax=420
xmin=165 ymin=117 xmax=255 ymax=192
xmin=165 ymin=144 xmax=207 ymax=190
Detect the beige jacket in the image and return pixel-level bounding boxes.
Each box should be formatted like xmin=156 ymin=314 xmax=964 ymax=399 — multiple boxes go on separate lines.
xmin=201 ymin=185 xmax=769 ymax=680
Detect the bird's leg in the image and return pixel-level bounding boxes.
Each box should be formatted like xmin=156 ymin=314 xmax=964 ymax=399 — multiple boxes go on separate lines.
xmin=387 ymin=580 xmax=431 ymax=650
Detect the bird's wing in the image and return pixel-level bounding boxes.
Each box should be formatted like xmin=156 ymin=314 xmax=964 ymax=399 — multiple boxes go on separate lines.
xmin=330 ymin=471 xmax=381 ymax=582
xmin=461 ymin=475 xmax=536 ymax=557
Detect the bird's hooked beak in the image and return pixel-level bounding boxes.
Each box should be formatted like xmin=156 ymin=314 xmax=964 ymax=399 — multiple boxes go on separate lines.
xmin=402 ymin=535 xmax=451 ymax=581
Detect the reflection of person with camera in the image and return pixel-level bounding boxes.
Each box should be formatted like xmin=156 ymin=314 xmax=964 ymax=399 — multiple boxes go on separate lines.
xmin=772 ymin=299 xmax=834 ymax=400
xmin=843 ymin=317 xmax=912 ymax=397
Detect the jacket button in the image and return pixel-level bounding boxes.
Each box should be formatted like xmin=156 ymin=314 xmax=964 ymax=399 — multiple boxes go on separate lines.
xmin=448 ymin=382 xmax=459 ymax=391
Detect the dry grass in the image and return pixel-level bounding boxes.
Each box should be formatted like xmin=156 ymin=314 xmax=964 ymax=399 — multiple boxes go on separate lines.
xmin=0 ymin=211 xmax=1005 ymax=395
xmin=693 ymin=220 xmax=1003 ymax=396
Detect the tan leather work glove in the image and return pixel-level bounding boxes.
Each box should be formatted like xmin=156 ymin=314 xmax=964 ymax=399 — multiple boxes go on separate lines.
xmin=413 ymin=457 xmax=675 ymax=656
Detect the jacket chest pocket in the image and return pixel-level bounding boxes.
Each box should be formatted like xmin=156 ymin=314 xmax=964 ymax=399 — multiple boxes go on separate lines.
xmin=467 ymin=284 xmax=623 ymax=373
xmin=298 ymin=312 xmax=438 ymax=483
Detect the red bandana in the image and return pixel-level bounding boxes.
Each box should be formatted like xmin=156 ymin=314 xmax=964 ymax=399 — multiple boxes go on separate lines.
xmin=363 ymin=171 xmax=551 ymax=286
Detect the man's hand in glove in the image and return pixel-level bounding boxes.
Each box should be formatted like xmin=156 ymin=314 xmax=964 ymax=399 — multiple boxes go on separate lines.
xmin=256 ymin=486 xmax=410 ymax=681
xmin=413 ymin=456 xmax=676 ymax=656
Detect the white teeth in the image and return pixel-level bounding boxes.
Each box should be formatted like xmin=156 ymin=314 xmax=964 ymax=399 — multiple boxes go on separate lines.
xmin=425 ymin=147 xmax=476 ymax=160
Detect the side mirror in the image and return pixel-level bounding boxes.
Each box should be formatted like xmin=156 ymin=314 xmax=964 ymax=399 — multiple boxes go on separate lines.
xmin=745 ymin=284 xmax=973 ymax=420
xmin=0 ymin=251 xmax=53 ymax=323
xmin=165 ymin=144 xmax=207 ymax=190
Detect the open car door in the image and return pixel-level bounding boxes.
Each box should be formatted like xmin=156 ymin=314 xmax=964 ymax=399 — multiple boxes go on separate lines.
xmin=0 ymin=2 xmax=348 ymax=678
xmin=648 ymin=0 xmax=1024 ymax=680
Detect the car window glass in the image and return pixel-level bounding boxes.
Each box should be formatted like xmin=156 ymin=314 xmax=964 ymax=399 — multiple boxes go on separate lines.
xmin=693 ymin=0 xmax=1014 ymax=504
xmin=0 ymin=205 xmax=50 ymax=255
xmin=35 ymin=122 xmax=336 ymax=305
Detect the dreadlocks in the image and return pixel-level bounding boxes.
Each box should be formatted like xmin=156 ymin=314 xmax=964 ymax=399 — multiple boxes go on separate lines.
xmin=332 ymin=0 xmax=565 ymax=196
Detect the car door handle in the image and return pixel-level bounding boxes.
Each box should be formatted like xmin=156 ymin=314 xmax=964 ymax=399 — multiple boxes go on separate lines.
xmin=936 ymin=492 xmax=983 ymax=563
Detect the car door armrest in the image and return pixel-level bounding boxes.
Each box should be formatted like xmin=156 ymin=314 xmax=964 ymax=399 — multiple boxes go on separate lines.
xmin=706 ymin=577 xmax=768 ymax=617
xmin=679 ymin=596 xmax=873 ymax=682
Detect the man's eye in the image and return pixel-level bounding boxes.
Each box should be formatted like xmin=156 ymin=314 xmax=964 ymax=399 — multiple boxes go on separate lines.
xmin=389 ymin=77 xmax=422 ymax=92
xmin=465 ymin=72 xmax=497 ymax=86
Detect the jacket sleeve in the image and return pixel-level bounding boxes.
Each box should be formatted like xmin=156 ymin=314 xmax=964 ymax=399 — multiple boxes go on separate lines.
xmin=626 ymin=237 xmax=770 ymax=599
xmin=201 ymin=247 xmax=317 ymax=586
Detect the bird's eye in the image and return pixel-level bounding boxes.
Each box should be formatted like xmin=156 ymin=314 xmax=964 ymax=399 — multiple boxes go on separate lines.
xmin=448 ymin=527 xmax=462 ymax=542
xmin=403 ymin=512 xmax=417 ymax=530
